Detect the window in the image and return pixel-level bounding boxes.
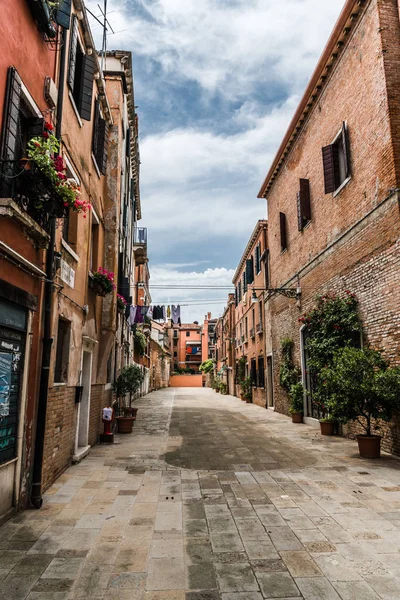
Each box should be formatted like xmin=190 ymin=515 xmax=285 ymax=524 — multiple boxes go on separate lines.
xmin=92 ymin=98 xmax=109 ymax=174
xmin=251 ymin=359 xmax=257 ymax=387
xmin=238 ymin=281 xmax=242 ymax=302
xmin=258 ymin=356 xmax=265 ymax=388
xmin=255 ymin=243 xmax=261 ymax=274
xmin=246 ymin=257 xmax=254 ymax=285
xmin=243 ymin=271 xmax=247 ymax=294
xmin=62 ymin=159 xmax=80 ymax=249
xmin=174 ymin=351 xmax=177 ymax=358
xmin=90 ymin=210 xmax=100 ymax=271
xmin=67 ymin=14 xmax=95 ymax=121
xmin=174 ymin=330 xmax=178 ymax=338
xmin=259 ymin=300 xmax=263 ymax=327
xmin=54 ymin=318 xmax=71 ymax=383
xmin=297 ymin=178 xmax=311 ymax=231
xmin=0 ymin=67 xmax=44 ymax=197
xmin=245 ymin=317 xmax=248 ymax=339
xmin=322 ymin=122 xmax=351 ymax=194
xmin=279 ymin=212 xmax=287 ymax=252
xmin=186 ymin=331 xmax=190 ymax=337
xmin=252 ymin=308 xmax=255 ymax=330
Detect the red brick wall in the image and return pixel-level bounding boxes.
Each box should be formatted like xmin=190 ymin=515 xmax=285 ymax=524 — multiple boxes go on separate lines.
xmin=263 ymin=0 xmax=400 ymax=455
xmin=42 ymin=384 xmax=113 ymax=491
xmin=42 ymin=386 xmax=76 ymax=491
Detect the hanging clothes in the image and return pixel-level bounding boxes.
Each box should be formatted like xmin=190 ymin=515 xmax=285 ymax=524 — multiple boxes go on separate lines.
xmin=147 ymin=306 xmax=154 ymax=319
xmin=167 ymin=305 xmax=171 ymax=319
xmin=161 ymin=306 xmax=166 ymax=320
xmin=128 ymin=305 xmax=137 ymax=327
xmin=171 ymin=305 xmax=181 ymax=325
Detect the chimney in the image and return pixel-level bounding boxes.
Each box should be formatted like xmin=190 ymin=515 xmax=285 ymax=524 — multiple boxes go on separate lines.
xmin=207 ymin=312 xmax=211 ymax=320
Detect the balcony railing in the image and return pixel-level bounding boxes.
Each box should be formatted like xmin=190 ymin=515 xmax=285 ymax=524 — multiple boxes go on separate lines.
xmin=133 ymin=227 xmax=147 ymax=246
xmin=0 ymin=160 xmax=65 ymax=235
xmin=250 ymin=328 xmax=255 ymax=339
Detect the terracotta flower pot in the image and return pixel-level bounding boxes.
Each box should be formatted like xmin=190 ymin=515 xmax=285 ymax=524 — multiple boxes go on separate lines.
xmin=291 ymin=412 xmax=303 ymax=423
xmin=357 ymin=435 xmax=381 ymax=458
xmin=216 ymin=389 xmax=220 ymax=393
xmin=123 ymin=407 xmax=138 ymax=418
xmin=116 ymin=416 xmax=135 ymax=434
xmin=320 ymin=421 xmax=335 ymax=436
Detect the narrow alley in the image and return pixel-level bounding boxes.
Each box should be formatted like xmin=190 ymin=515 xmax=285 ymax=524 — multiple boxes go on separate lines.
xmin=1 ymin=388 xmax=400 ymax=600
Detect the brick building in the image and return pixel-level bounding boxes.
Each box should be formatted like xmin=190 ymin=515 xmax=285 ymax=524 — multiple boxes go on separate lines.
xmin=0 ymin=0 xmax=60 ymax=522
xmin=214 ymin=294 xmax=236 ymax=395
xmin=233 ymin=220 xmax=269 ymax=407
xmin=169 ymin=322 xmax=203 ymax=373
xmin=258 ymin=0 xmax=400 ymax=453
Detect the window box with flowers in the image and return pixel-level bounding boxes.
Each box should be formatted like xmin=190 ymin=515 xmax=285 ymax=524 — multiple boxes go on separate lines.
xmin=117 ymin=294 xmax=127 ymax=314
xmin=24 ymin=122 xmax=91 ymax=217
xmin=89 ymin=267 xmax=115 ymax=297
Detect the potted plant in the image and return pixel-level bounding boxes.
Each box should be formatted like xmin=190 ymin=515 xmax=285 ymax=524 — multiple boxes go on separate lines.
xmin=90 ymin=267 xmax=116 ymax=297
xmin=319 ymin=417 xmax=335 ymax=436
xmin=26 ymin=124 xmax=91 ymax=215
xmin=133 ymin=329 xmax=147 ymax=356
xmin=117 ymin=294 xmax=127 ymax=314
xmin=215 ymin=378 xmax=221 ymax=393
xmin=288 ymin=382 xmax=304 ymax=423
xmin=220 ymin=382 xmax=227 ymax=395
xmin=113 ymin=364 xmax=144 ymax=433
xmin=241 ymin=376 xmax=253 ymax=403
xmin=321 ymin=347 xmax=400 ymax=458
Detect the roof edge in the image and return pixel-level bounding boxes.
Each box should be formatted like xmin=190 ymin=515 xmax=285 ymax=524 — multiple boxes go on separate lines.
xmin=257 ymin=0 xmax=369 ymax=199
xmin=233 ymin=220 xmax=268 ymax=284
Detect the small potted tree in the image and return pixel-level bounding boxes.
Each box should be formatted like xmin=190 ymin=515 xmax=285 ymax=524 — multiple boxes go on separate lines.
xmin=241 ymin=376 xmax=253 ymax=403
xmin=113 ymin=364 xmax=144 ymax=433
xmin=220 ymin=381 xmax=228 ymax=395
xmin=319 ymin=416 xmax=335 ymax=436
xmin=321 ymin=347 xmax=400 ymax=458
xmin=288 ymin=382 xmax=304 ymax=423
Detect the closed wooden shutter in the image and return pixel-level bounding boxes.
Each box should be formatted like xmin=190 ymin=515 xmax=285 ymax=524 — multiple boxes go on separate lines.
xmin=297 ymin=178 xmax=311 ymax=231
xmin=67 ymin=14 xmax=78 ymax=90
xmin=322 ymin=144 xmax=340 ymax=193
xmin=243 ymin=271 xmax=247 ymax=294
xmin=341 ymin=121 xmax=350 ymax=178
xmin=246 ymin=257 xmax=254 ymax=285
xmin=255 ymin=244 xmax=260 ymax=274
xmin=258 ymin=356 xmax=265 ymax=388
xmin=76 ymin=54 xmax=95 ymax=121
xmin=279 ymin=212 xmax=287 ymax=251
xmin=99 ymin=120 xmax=109 ymax=175
xmin=235 ymin=287 xmax=238 ymax=307
xmin=92 ymin=99 xmax=100 ymax=161
xmin=0 ymin=67 xmax=22 ymax=161
xmin=55 ymin=0 xmax=72 ymax=29
xmin=238 ymin=281 xmax=242 ymax=301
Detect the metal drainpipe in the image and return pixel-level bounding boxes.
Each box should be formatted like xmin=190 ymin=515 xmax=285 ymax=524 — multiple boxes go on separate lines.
xmin=31 ymin=26 xmax=67 ymax=509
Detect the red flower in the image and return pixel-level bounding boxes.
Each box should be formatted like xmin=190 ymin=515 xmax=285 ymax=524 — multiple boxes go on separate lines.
xmin=42 ymin=131 xmax=49 ymax=139
xmin=45 ymin=121 xmax=54 ymax=131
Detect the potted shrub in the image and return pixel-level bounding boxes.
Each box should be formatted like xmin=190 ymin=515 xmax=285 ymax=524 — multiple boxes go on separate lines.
xmin=319 ymin=417 xmax=335 ymax=436
xmin=113 ymin=364 xmax=144 ymax=433
xmin=215 ymin=378 xmax=221 ymax=393
xmin=26 ymin=125 xmax=91 ymax=215
xmin=241 ymin=376 xmax=253 ymax=403
xmin=133 ymin=329 xmax=147 ymax=356
xmin=321 ymin=347 xmax=400 ymax=458
xmin=220 ymin=382 xmax=227 ymax=395
xmin=288 ymin=382 xmax=304 ymax=423
xmin=90 ymin=267 xmax=116 ymax=297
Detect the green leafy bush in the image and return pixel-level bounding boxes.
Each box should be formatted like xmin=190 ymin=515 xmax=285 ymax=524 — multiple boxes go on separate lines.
xmin=134 ymin=330 xmax=147 ymax=356
xmin=113 ymin=364 xmax=144 ymax=409
xmin=241 ymin=376 xmax=252 ymax=401
xmin=288 ymin=382 xmax=304 ymax=414
xmin=200 ymin=359 xmax=214 ymax=374
xmin=279 ymin=338 xmax=300 ymax=392
xmin=321 ymin=347 xmax=400 ymax=436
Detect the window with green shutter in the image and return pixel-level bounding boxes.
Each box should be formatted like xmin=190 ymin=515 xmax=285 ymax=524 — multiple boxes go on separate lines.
xmin=67 ymin=15 xmax=94 ymax=121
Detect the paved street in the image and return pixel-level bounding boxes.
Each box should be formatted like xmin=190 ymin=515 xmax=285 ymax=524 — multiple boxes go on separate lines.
xmin=1 ymin=388 xmax=400 ymax=600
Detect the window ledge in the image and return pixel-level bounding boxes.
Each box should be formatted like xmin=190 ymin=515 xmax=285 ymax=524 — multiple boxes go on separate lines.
xmin=53 ymin=382 xmax=67 ymax=387
xmin=333 ymin=175 xmax=351 ymax=198
xmin=69 ymin=91 xmax=83 ymax=128
xmin=62 ymin=239 xmax=80 ymax=262
xmin=91 ymin=153 xmax=101 ymax=179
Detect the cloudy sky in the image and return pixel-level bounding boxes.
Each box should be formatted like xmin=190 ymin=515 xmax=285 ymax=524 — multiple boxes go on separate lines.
xmin=87 ymin=0 xmax=345 ymax=321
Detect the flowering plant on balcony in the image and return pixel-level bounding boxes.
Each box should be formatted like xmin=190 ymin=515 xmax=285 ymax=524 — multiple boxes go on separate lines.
xmin=26 ymin=122 xmax=91 ymax=215
xmin=117 ymin=294 xmax=128 ymax=313
xmin=90 ymin=267 xmax=116 ymax=297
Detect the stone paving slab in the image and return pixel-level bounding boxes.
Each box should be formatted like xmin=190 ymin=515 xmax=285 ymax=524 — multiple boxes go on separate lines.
xmin=1 ymin=388 xmax=400 ymax=599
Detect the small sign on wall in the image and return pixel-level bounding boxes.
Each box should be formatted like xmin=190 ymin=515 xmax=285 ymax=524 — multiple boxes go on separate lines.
xmin=60 ymin=259 xmax=75 ymax=289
